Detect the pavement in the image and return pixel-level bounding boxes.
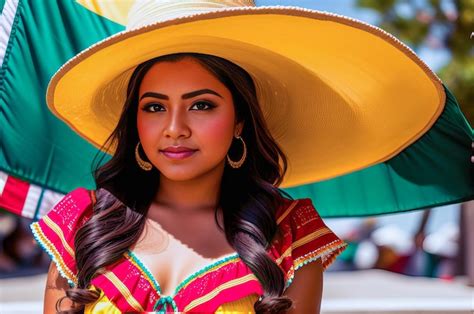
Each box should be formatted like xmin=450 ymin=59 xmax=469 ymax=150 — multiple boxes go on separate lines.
xmin=0 ymin=269 xmax=473 ymax=313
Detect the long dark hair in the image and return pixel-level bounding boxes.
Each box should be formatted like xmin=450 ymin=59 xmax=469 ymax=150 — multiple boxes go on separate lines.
xmin=59 ymin=52 xmax=294 ymax=313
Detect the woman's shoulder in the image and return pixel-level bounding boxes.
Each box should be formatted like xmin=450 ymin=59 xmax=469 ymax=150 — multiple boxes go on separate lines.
xmin=45 ymin=187 xmax=95 ymax=218
xmin=275 ymin=196 xmax=315 ymax=226
xmin=29 ymin=186 xmax=96 ymax=286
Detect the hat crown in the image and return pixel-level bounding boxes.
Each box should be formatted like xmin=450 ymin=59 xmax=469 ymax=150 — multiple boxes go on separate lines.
xmin=127 ymin=0 xmax=255 ymax=30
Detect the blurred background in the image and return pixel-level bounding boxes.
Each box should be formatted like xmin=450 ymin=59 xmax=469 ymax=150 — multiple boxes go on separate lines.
xmin=1 ymin=0 xmax=473 ymax=313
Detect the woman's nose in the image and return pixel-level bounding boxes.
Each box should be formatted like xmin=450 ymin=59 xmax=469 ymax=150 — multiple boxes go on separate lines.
xmin=162 ymin=108 xmax=191 ymax=139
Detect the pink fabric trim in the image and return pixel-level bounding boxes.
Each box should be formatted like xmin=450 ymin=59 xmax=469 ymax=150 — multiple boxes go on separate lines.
xmin=33 ymin=187 xmax=93 ymax=280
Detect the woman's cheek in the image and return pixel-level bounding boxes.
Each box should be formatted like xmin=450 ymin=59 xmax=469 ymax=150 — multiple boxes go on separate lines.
xmin=197 ymin=117 xmax=234 ymax=152
xmin=137 ymin=115 xmax=160 ymax=141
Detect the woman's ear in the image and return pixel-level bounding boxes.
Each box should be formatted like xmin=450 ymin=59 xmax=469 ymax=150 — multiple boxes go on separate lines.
xmin=235 ymin=120 xmax=244 ymax=137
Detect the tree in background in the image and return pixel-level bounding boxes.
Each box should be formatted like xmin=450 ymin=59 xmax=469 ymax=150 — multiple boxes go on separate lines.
xmin=357 ymin=0 xmax=474 ymax=126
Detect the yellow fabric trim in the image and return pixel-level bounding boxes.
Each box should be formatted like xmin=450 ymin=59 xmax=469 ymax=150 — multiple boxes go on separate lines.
xmin=178 ymin=258 xmax=240 ymax=292
xmin=276 ymin=200 xmax=299 ymax=225
xmin=30 ymin=222 xmax=77 ymax=284
xmin=103 ymin=271 xmax=144 ymax=312
xmin=292 ymin=227 xmax=332 ymax=248
xmin=215 ymin=293 xmax=259 ymax=313
xmin=84 ymin=286 xmax=122 ymax=314
xmin=275 ymin=227 xmax=331 ymax=265
xmin=184 ymin=273 xmax=258 ymax=312
xmin=43 ymin=215 xmax=75 ymax=258
xmin=275 ymin=246 xmax=292 ymax=265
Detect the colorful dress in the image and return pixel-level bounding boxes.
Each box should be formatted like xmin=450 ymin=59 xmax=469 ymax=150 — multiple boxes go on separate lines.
xmin=30 ymin=187 xmax=347 ymax=313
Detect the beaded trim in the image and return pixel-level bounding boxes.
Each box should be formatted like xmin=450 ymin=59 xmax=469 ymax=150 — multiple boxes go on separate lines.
xmin=126 ymin=249 xmax=241 ymax=298
xmin=126 ymin=250 xmax=161 ymax=293
xmin=284 ymin=239 xmax=348 ymax=288
xmin=175 ymin=252 xmax=240 ymax=293
xmin=30 ymin=221 xmax=77 ymax=286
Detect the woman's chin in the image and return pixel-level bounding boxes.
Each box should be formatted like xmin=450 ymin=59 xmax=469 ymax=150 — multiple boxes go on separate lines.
xmin=156 ymin=160 xmax=225 ymax=182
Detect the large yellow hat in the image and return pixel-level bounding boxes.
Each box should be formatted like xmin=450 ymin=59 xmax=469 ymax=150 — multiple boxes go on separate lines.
xmin=47 ymin=0 xmax=445 ymax=188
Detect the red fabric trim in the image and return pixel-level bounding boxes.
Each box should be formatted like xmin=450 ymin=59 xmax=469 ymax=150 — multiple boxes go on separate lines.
xmin=276 ymin=197 xmax=348 ymax=282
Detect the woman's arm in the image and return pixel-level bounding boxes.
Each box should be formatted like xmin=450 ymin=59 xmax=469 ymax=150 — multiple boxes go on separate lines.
xmin=283 ymin=257 xmax=324 ymax=314
xmin=44 ymin=261 xmax=72 ymax=314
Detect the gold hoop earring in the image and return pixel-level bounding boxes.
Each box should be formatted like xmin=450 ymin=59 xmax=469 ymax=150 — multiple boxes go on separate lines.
xmin=135 ymin=142 xmax=153 ymax=171
xmin=226 ymin=136 xmax=247 ymax=169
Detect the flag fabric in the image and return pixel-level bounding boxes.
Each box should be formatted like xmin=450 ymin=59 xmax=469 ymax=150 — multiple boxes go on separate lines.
xmin=0 ymin=0 xmax=473 ymax=218
xmin=0 ymin=170 xmax=64 ymax=219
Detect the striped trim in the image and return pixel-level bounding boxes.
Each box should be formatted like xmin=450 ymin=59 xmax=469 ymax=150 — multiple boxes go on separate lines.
xmin=183 ymin=273 xmax=258 ymax=312
xmin=292 ymin=227 xmax=332 ymax=248
xmin=175 ymin=254 xmax=240 ymax=293
xmin=274 ymin=227 xmax=332 ymax=265
xmin=30 ymin=222 xmax=77 ymax=285
xmin=43 ymin=215 xmax=75 ymax=258
xmin=276 ymin=200 xmax=298 ymax=225
xmin=275 ymin=246 xmax=292 ymax=265
xmin=103 ymin=270 xmax=145 ymax=312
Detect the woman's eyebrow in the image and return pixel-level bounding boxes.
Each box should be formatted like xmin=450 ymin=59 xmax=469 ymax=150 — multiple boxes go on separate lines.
xmin=139 ymin=89 xmax=223 ymax=101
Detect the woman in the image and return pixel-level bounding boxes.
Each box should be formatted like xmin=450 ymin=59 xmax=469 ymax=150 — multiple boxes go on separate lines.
xmin=31 ymin=52 xmax=347 ymax=313
xmin=30 ymin=0 xmax=463 ymax=313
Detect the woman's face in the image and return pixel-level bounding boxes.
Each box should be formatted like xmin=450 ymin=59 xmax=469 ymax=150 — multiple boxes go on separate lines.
xmin=136 ymin=57 xmax=243 ymax=181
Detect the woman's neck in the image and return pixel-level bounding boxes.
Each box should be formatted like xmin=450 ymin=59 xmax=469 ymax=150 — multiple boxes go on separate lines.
xmin=152 ymin=163 xmax=224 ymax=215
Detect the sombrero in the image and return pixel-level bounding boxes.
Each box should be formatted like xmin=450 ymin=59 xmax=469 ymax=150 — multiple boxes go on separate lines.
xmin=46 ymin=0 xmax=446 ymax=188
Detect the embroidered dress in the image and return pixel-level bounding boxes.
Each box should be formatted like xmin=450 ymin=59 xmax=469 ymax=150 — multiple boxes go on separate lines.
xmin=30 ymin=187 xmax=347 ymax=313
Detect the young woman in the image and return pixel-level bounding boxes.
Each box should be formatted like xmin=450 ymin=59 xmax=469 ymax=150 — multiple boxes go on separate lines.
xmin=32 ymin=52 xmax=347 ymax=313
xmin=29 ymin=1 xmax=460 ymax=313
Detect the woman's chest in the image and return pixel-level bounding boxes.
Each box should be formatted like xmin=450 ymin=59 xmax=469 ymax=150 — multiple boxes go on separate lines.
xmin=87 ymin=220 xmax=286 ymax=313
xmin=133 ymin=231 xmax=236 ymax=296
xmin=89 ymin=241 xmax=259 ymax=313
xmin=129 ymin=218 xmax=238 ymax=297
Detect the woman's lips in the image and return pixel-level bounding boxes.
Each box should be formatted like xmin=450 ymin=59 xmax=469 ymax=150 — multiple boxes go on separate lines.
xmin=160 ymin=149 xmax=197 ymax=160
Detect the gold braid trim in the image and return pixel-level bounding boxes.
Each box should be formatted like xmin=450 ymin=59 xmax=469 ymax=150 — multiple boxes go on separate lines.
xmin=102 ymin=271 xmax=145 ymax=312
xmin=30 ymin=222 xmax=77 ymax=285
xmin=42 ymin=215 xmax=75 ymax=258
xmin=184 ymin=273 xmax=258 ymax=312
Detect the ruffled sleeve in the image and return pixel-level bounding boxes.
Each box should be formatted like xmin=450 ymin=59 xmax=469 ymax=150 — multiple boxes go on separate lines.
xmin=275 ymin=198 xmax=348 ymax=288
xmin=29 ymin=187 xmax=95 ymax=287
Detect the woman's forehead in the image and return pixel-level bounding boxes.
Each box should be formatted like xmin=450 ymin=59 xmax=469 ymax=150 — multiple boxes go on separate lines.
xmin=139 ymin=58 xmax=231 ymax=98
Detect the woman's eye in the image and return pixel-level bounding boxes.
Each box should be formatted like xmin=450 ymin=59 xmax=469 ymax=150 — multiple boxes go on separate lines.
xmin=190 ymin=101 xmax=215 ymax=111
xmin=143 ymin=103 xmax=164 ymax=112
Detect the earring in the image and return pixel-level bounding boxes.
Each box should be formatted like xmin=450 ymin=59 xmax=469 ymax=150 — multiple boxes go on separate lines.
xmin=226 ymin=135 xmax=247 ymax=169
xmin=135 ymin=142 xmax=153 ymax=171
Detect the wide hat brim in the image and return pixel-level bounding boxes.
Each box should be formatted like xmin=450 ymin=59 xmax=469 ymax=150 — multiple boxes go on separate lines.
xmin=47 ymin=6 xmax=445 ymax=188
